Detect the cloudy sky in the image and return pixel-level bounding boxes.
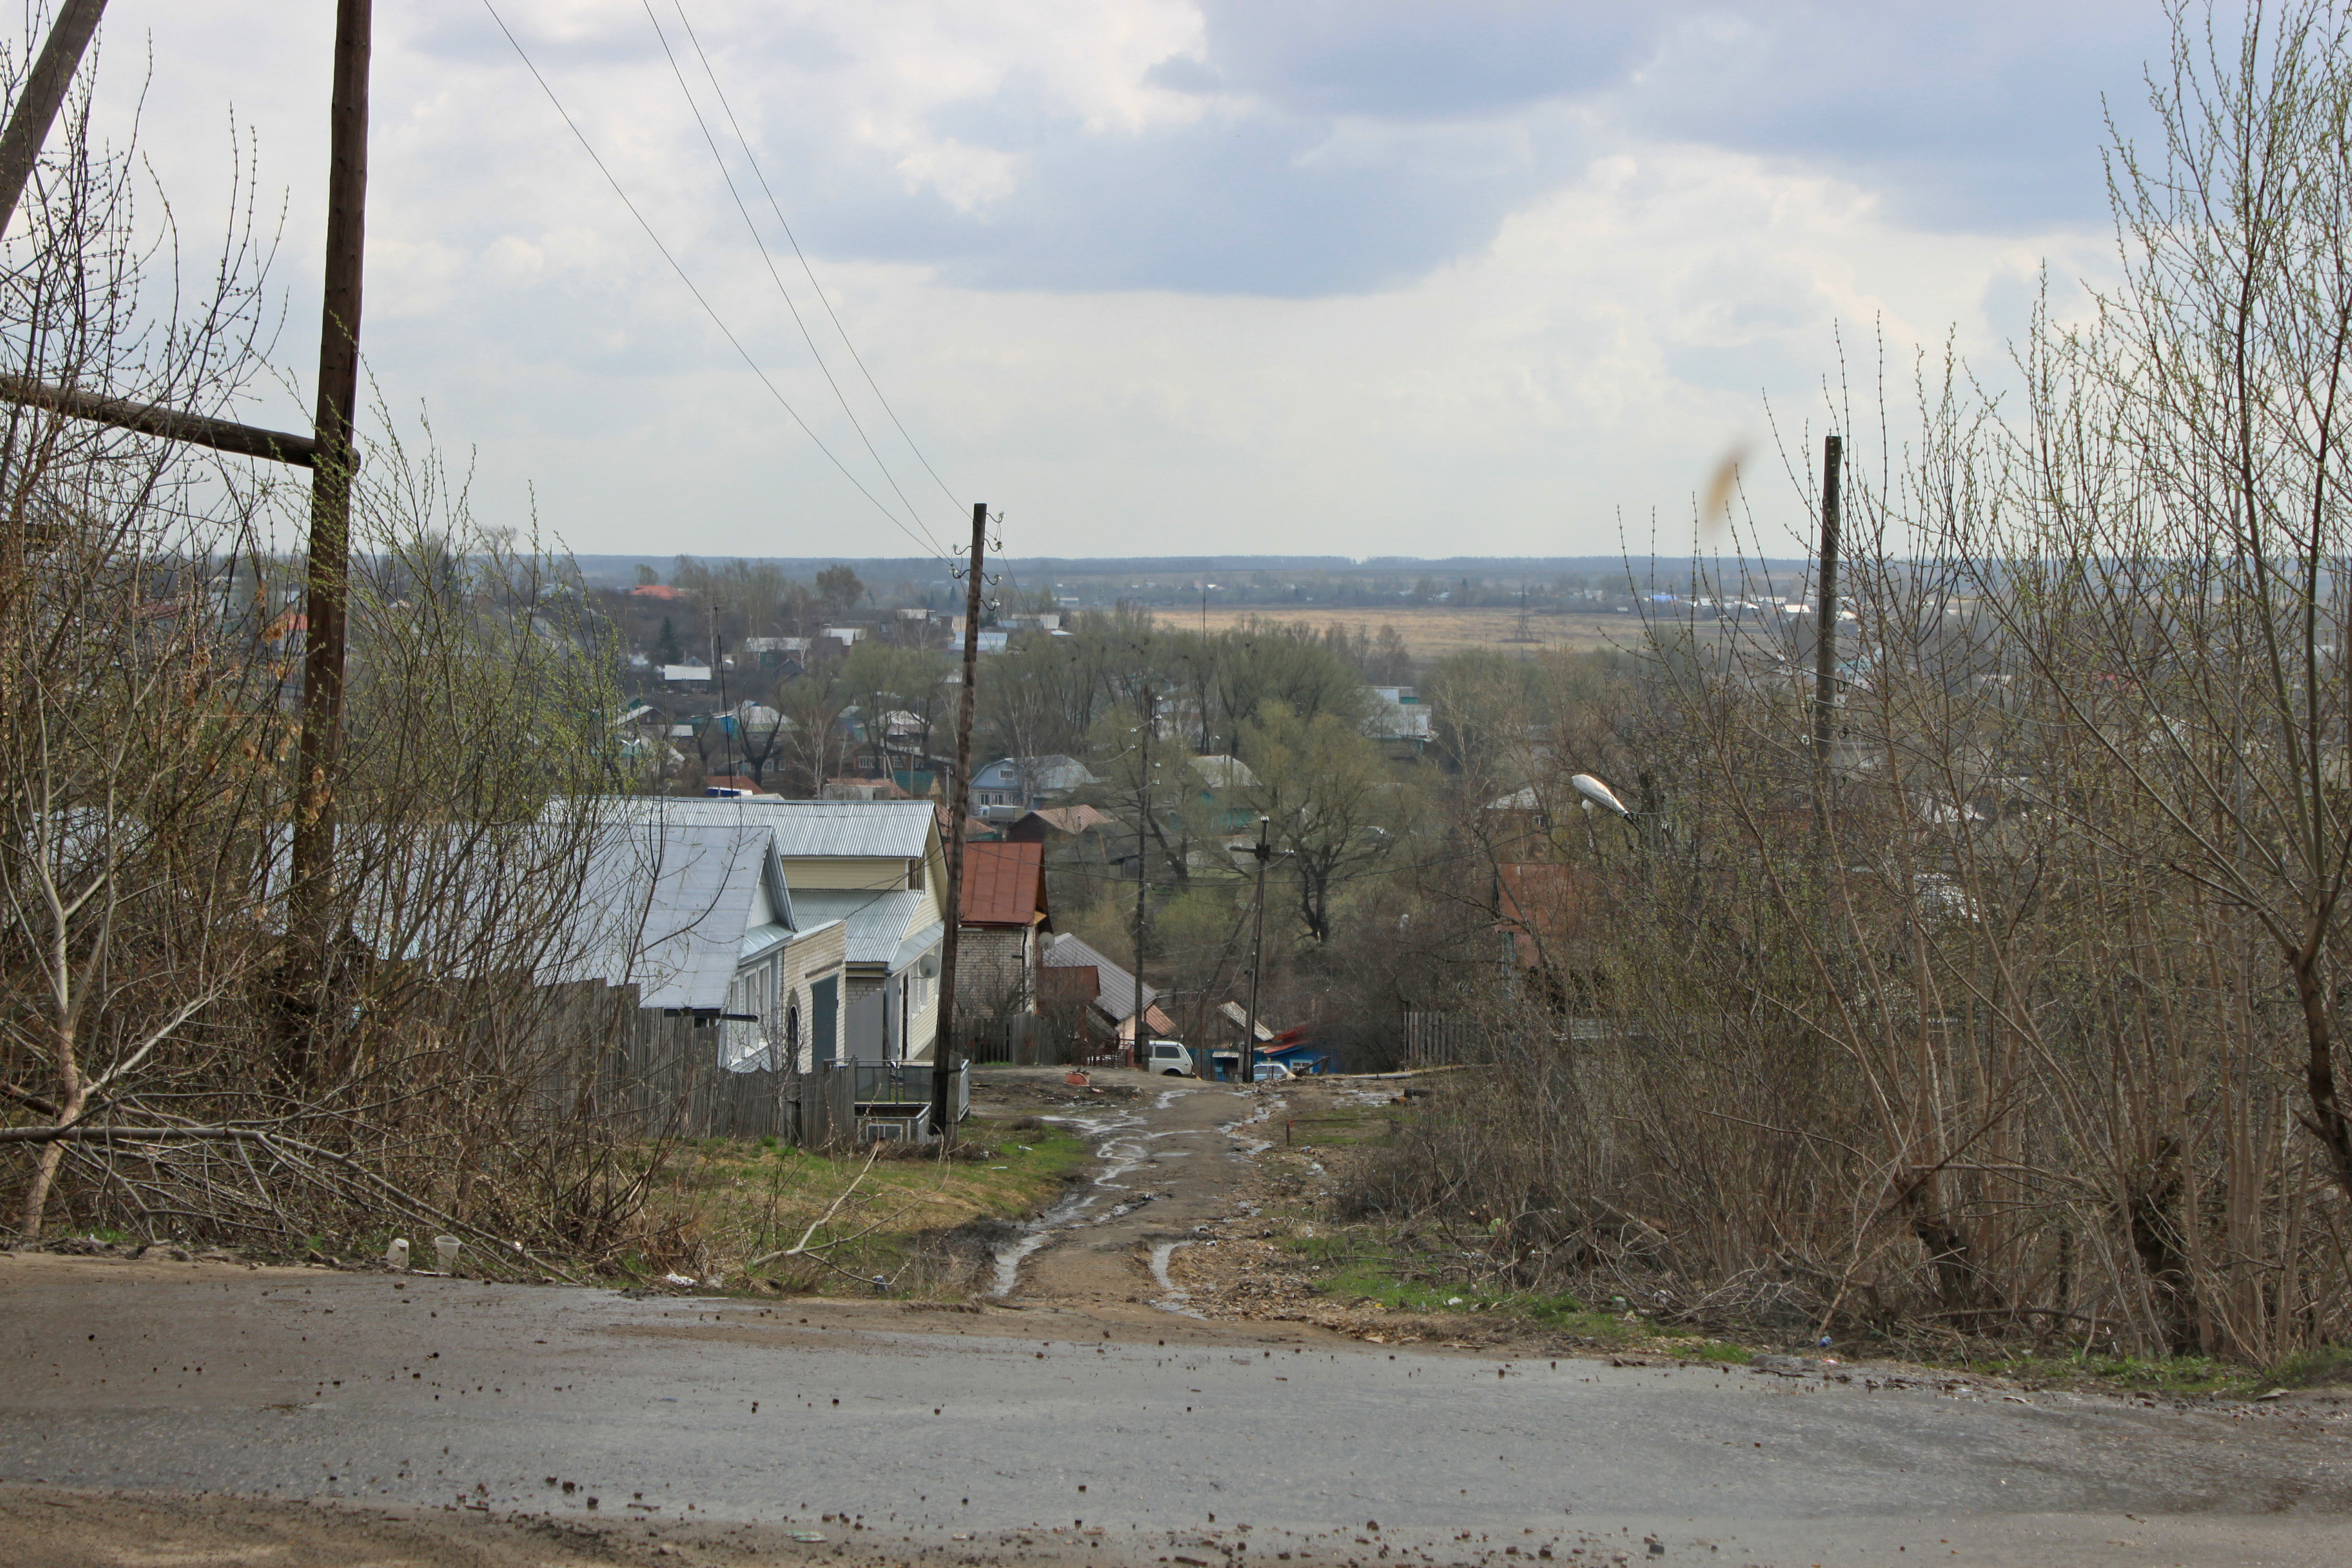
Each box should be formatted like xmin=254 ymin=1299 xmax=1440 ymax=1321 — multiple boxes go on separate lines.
xmin=75 ymin=1 xmax=2174 ymax=561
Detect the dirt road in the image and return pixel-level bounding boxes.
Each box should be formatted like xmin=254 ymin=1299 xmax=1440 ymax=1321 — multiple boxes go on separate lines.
xmin=977 ymin=1073 xmax=1279 ymax=1322
xmin=5 ymin=1075 xmax=2350 ymax=1568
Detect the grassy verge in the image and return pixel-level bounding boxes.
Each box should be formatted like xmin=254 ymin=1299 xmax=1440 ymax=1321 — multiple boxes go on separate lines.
xmin=1284 ymin=1220 xmax=2352 ymax=1393
xmin=630 ymin=1120 xmax=1092 ymax=1295
xmin=1934 ymin=1341 xmax=2352 ymax=1398
xmin=1278 ymin=1229 xmax=1752 ymax=1361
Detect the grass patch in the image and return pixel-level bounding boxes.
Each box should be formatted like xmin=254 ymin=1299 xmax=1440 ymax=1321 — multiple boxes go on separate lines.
xmin=2265 ymin=1344 xmax=2352 ymax=1389
xmin=1942 ymin=1345 xmax=2249 ymax=1396
xmin=636 ymin=1121 xmax=1092 ymax=1294
xmin=1279 ymin=1225 xmax=1760 ymax=1361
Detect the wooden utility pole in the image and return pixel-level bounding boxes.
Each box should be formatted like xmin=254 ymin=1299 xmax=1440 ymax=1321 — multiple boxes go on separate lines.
xmin=1810 ymin=434 xmax=1843 ymax=847
xmin=0 ymin=0 xmax=107 ymax=238
xmin=1241 ymin=814 xmax=1272 ymax=1083
xmin=0 ymin=0 xmax=368 ymax=1062
xmin=284 ymin=0 xmax=373 ymax=1071
xmin=931 ymin=502 xmax=987 ymax=1143
xmin=1133 ymin=684 xmax=1153 ymax=1069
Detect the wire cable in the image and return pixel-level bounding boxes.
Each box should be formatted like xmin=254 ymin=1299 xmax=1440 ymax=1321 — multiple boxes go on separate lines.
xmin=640 ymin=0 xmax=952 ymax=557
xmin=475 ymin=0 xmax=951 ymax=565
xmin=667 ymin=0 xmax=968 ymax=517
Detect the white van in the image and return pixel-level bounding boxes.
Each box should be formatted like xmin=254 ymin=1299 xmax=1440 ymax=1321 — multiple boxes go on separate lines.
xmin=1145 ymin=1039 xmax=1196 ymax=1077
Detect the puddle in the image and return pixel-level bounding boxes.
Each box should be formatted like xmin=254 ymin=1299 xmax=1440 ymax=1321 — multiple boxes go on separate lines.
xmin=1216 ymin=1096 xmax=1283 ymax=1157
xmin=985 ymin=1107 xmax=1206 ymax=1297
xmin=1145 ymin=1239 xmax=1205 ymax=1318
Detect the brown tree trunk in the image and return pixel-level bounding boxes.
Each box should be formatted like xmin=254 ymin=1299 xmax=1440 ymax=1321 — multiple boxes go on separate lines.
xmin=19 ymin=1027 xmax=84 ymax=1239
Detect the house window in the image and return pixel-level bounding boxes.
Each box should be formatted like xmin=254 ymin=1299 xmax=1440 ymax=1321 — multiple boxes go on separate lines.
xmin=907 ymin=858 xmax=926 ymax=892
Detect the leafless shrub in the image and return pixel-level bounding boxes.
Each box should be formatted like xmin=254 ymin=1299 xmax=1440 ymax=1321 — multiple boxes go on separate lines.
xmin=1348 ymin=5 xmax=2352 ymax=1362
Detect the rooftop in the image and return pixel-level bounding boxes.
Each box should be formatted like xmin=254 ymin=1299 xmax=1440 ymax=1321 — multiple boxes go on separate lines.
xmin=959 ymin=840 xmax=1048 ymax=928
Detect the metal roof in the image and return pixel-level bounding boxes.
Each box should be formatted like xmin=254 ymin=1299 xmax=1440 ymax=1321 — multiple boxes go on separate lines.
xmin=571 ymin=821 xmax=793 ymax=1011
xmin=598 ymin=796 xmax=938 ymax=860
xmin=1042 ymin=931 xmax=1156 ymax=1022
xmin=959 ymin=840 xmax=1048 ymax=927
xmin=787 ymin=888 xmax=934 ymax=970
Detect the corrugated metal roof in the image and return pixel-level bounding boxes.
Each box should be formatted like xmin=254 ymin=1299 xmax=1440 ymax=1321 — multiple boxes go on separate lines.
xmin=598 ymin=796 xmax=936 ymax=860
xmin=571 ymin=822 xmax=789 ymax=1011
xmin=1042 ymin=932 xmax=1156 ymax=1021
xmin=788 ymin=887 xmax=932 ymax=969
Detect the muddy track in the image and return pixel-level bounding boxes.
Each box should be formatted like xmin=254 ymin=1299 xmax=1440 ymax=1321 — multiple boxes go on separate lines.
xmin=979 ymin=1071 xmax=1285 ymax=1326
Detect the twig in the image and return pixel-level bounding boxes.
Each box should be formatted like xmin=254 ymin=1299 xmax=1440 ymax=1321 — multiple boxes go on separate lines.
xmin=746 ymin=1143 xmax=881 ymax=1269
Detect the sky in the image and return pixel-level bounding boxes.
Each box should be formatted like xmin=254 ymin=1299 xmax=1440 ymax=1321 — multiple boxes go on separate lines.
xmin=58 ymin=1 xmax=2178 ymax=563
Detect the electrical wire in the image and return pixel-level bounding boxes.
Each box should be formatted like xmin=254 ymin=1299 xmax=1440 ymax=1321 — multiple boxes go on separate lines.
xmin=640 ymin=0 xmax=952 ymax=558
xmin=474 ymin=0 xmax=952 ymax=566
xmin=666 ymin=0 xmax=968 ymax=518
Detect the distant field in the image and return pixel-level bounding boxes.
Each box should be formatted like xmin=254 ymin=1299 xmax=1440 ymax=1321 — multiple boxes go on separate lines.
xmin=1160 ymin=602 xmax=1645 ymax=661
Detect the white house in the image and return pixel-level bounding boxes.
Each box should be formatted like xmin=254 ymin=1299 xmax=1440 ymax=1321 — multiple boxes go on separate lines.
xmin=570 ymin=821 xmax=847 ymax=1072
xmin=590 ymin=798 xmax=948 ymax=1064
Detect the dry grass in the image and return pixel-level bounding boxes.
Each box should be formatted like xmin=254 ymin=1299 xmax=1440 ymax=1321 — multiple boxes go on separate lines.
xmin=633 ymin=1123 xmax=1092 ymax=1294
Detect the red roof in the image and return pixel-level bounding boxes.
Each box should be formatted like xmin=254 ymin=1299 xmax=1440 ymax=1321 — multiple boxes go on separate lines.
xmin=629 ymin=584 xmax=683 ymax=600
xmin=959 ymin=840 xmax=1049 ymax=928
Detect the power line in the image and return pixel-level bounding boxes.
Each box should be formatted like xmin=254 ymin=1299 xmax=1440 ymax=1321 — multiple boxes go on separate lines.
xmin=640 ymin=0 xmax=951 ymax=558
xmin=666 ymin=0 xmax=968 ymax=518
xmin=474 ymin=0 xmax=951 ymax=565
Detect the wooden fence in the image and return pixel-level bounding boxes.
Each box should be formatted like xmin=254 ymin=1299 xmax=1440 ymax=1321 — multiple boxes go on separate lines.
xmin=531 ymin=981 xmax=964 ymax=1147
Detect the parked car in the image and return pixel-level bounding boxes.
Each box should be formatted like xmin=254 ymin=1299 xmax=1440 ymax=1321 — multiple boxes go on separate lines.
xmin=1145 ymin=1039 xmax=1196 ymax=1077
xmin=1251 ymin=1061 xmax=1292 ymax=1083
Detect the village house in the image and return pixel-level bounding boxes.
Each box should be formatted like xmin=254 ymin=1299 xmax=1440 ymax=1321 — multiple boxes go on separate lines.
xmin=1038 ymin=932 xmax=1175 ymax=1066
xmin=602 ymin=798 xmax=949 ymax=1064
xmin=970 ymin=755 xmax=1098 ymax=821
xmin=572 ymin=821 xmax=847 ymax=1073
xmin=955 ymin=840 xmax=1052 ymax=1055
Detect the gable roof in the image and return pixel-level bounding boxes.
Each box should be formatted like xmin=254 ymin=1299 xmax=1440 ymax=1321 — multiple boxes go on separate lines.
xmin=1011 ymin=804 xmax=1113 ymax=838
xmin=572 ymin=822 xmax=798 ymax=1011
xmin=960 ymin=840 xmax=1049 ymax=928
xmin=976 ymin=754 xmax=1097 ymax=791
xmin=1189 ymin=754 xmax=1259 ymax=789
xmin=1218 ymin=999 xmax=1277 ymax=1041
xmin=1042 ymin=931 xmax=1156 ymax=1022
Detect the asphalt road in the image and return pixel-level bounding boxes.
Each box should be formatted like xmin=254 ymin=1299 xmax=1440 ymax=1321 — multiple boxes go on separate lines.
xmin=4 ymin=1250 xmax=2349 ymax=1567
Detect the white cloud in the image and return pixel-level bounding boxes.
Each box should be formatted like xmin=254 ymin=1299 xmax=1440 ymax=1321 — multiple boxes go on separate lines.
xmin=63 ymin=1 xmax=2151 ymax=561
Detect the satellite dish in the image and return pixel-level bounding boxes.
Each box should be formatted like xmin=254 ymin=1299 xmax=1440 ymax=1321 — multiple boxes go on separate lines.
xmin=1569 ymin=772 xmax=1632 ymax=818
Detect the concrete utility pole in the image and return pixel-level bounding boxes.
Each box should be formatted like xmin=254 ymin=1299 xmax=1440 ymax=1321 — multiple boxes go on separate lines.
xmin=285 ymin=0 xmax=374 ymax=1073
xmin=932 ymin=502 xmax=987 ymax=1143
xmin=1241 ymin=814 xmax=1272 ymax=1083
xmin=1133 ymin=684 xmax=1153 ymax=1068
xmin=1810 ymin=434 xmax=1842 ymax=849
xmin=0 ymin=0 xmax=108 ymax=238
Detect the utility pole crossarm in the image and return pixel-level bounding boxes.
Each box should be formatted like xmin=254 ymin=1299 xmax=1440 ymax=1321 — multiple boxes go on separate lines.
xmin=0 ymin=374 xmax=320 ymax=466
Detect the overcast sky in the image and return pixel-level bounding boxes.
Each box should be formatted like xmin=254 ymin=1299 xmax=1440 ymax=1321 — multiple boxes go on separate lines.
xmin=71 ymin=1 xmax=2173 ymax=563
